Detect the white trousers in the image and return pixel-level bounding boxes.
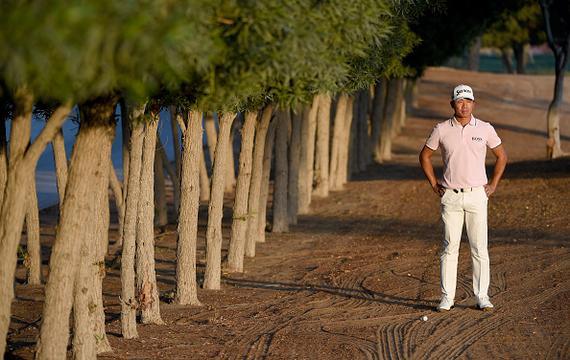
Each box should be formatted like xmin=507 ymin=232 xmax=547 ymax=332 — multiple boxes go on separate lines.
xmin=440 ymin=186 xmax=490 ymax=302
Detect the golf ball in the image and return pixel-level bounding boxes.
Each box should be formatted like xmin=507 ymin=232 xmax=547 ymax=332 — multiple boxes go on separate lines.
xmin=421 ymin=315 xmax=428 ymax=322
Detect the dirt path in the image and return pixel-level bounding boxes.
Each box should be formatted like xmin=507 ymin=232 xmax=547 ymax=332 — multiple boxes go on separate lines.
xmin=7 ymin=68 xmax=570 ymax=359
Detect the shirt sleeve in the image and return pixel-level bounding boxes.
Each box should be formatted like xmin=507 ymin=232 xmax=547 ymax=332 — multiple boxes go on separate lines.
xmin=425 ymin=126 xmax=440 ymax=150
xmin=486 ymin=125 xmax=502 ymax=149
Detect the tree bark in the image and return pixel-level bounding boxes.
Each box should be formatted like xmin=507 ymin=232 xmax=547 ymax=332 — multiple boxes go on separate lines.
xmin=313 ymin=94 xmax=331 ymax=198
xmin=357 ymin=89 xmax=370 ymax=172
xmin=225 ymin=120 xmax=237 ymax=193
xmin=391 ymin=79 xmax=405 ymax=137
xmin=378 ymin=79 xmax=400 ymax=162
xmin=467 ymin=36 xmax=481 ymax=71
xmin=227 ymin=111 xmax=257 ymax=272
xmin=169 ymin=106 xmax=182 ymax=181
xmin=256 ymin=115 xmax=278 ymax=245
xmin=157 ymin=137 xmax=180 ymax=214
xmin=513 ymin=43 xmax=527 ymax=74
xmin=119 ymin=104 xmax=146 ymax=340
xmin=25 ymin=178 xmax=42 ymax=285
xmin=109 ymin=165 xmax=124 ymax=234
xmin=117 ymin=99 xmax=131 ymax=249
xmin=72 ymin=110 xmax=114 ymax=358
xmin=272 ymin=109 xmax=289 ymax=233
xmin=287 ymin=107 xmax=302 ymax=224
xmin=0 ymin=118 xmax=7 ymax=207
xmin=203 ymin=112 xmax=236 ymax=290
xmin=35 ymin=97 xmax=114 ymax=360
xmin=245 ymin=105 xmax=273 ymax=257
xmin=348 ymin=92 xmax=359 ymax=177
xmin=52 ymin=129 xmax=68 ymax=207
xmin=329 ymin=94 xmax=349 ymax=191
xmin=136 ymin=116 xmax=163 ymax=324
xmin=539 ymin=0 xmax=568 ymax=159
xmin=297 ymin=98 xmax=318 ymax=214
xmin=204 ymin=113 xmax=217 ymax=172
xmin=154 ymin=139 xmax=168 ymax=231
xmin=175 ymin=110 xmax=202 ymax=305
xmin=0 ymin=92 xmax=70 ymax=357
xmin=500 ymin=48 xmax=515 ymax=74
xmin=371 ymin=81 xmax=387 ymax=163
xmin=199 ymin=144 xmax=210 ymax=202
xmin=339 ymin=95 xmax=355 ymax=185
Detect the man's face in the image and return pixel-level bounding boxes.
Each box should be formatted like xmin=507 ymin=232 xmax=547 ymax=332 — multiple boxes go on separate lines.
xmin=450 ymin=98 xmax=474 ymax=118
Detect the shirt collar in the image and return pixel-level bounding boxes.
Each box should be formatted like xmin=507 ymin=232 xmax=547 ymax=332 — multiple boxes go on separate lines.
xmin=450 ymin=115 xmax=477 ymax=127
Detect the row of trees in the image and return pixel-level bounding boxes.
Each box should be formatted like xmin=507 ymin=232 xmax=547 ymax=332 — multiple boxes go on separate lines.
xmin=2 ymin=0 xmax=560 ymax=358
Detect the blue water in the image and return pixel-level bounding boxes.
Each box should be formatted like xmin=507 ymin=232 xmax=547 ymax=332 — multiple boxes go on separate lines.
xmin=17 ymin=107 xmax=179 ymax=209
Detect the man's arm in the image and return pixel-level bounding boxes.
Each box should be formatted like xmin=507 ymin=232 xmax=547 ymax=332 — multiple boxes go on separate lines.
xmin=419 ymin=145 xmax=445 ymax=196
xmin=485 ymin=144 xmax=507 ymax=197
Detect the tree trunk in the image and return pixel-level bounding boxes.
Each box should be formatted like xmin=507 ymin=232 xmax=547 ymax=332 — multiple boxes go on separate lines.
xmin=500 ymin=48 xmax=515 ymax=74
xmin=119 ymin=104 xmax=146 ymax=340
xmin=378 ymin=79 xmax=400 ymax=162
xmin=245 ymin=105 xmax=273 ymax=257
xmin=199 ymin=144 xmax=210 ymax=202
xmin=398 ymin=79 xmax=408 ymax=131
xmin=357 ymin=88 xmax=371 ymax=171
xmin=25 ymin=178 xmax=42 ymax=285
xmin=539 ymin=0 xmax=568 ymax=159
xmin=136 ymin=116 xmax=163 ymax=324
xmin=227 ymin=111 xmax=257 ymax=272
xmin=154 ymin=139 xmax=168 ymax=231
xmin=272 ymin=110 xmax=289 ymax=233
xmin=546 ymin=56 xmax=566 ymax=159
xmin=513 ymin=43 xmax=527 ymax=74
xmin=405 ymin=78 xmax=418 ymax=114
xmin=225 ymin=121 xmax=237 ymax=193
xmin=157 ymin=137 xmax=180 ymax=214
xmin=109 ymin=165 xmax=124 ymax=235
xmin=313 ymin=94 xmax=331 ymax=197
xmin=35 ymin=97 xmax=114 ymax=360
xmin=467 ymin=36 xmax=481 ymax=71
xmin=203 ymin=112 xmax=236 ymax=290
xmin=297 ymin=98 xmax=318 ymax=214
xmin=329 ymin=94 xmax=349 ymax=191
xmin=52 ymin=129 xmax=68 ymax=207
xmin=204 ymin=113 xmax=217 ymax=172
xmin=0 ymin=92 xmax=70 ymax=357
xmin=371 ymin=81 xmax=387 ymax=163
xmin=348 ymin=92 xmax=359 ymax=177
xmin=169 ymin=106 xmax=182 ymax=181
xmin=117 ymin=99 xmax=131 ymax=249
xmin=339 ymin=95 xmax=355 ymax=185
xmin=391 ymin=79 xmax=405 ymax=138
xmin=72 ymin=111 xmax=114 ymax=358
xmin=0 ymin=118 xmax=7 ymax=207
xmin=175 ymin=110 xmax=202 ymax=305
xmin=287 ymin=107 xmax=302 ymax=224
xmin=256 ymin=115 xmax=277 ymax=245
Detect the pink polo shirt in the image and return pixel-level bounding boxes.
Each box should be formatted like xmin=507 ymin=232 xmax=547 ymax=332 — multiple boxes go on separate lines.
xmin=425 ymin=116 xmax=501 ymax=189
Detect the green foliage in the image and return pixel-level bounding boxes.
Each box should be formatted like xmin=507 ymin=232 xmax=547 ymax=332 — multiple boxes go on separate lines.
xmin=0 ymin=0 xmax=222 ymax=103
xmin=482 ymin=2 xmax=545 ymax=50
xmin=405 ymin=0 xmax=528 ymax=74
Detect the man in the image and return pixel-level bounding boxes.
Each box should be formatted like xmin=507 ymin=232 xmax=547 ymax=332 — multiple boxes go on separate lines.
xmin=419 ymin=84 xmax=507 ymax=312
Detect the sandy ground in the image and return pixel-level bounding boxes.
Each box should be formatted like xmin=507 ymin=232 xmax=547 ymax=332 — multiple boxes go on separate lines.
xmin=6 ymin=67 xmax=570 ymax=359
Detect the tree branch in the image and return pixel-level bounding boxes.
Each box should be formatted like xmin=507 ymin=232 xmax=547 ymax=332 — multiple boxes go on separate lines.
xmin=25 ymin=102 xmax=72 ymax=165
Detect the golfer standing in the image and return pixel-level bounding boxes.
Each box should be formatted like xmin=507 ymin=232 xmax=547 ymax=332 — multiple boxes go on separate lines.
xmin=419 ymin=84 xmax=507 ymax=312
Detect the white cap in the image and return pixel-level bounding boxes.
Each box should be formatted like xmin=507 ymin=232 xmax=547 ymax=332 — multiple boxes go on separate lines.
xmin=451 ymin=84 xmax=474 ymax=101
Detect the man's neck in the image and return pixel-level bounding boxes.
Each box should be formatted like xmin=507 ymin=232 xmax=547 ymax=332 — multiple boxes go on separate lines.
xmin=455 ymin=115 xmax=471 ymax=126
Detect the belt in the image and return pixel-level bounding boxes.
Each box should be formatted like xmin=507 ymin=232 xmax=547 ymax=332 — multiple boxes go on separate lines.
xmin=449 ymin=187 xmax=474 ymax=193
xmin=447 ymin=188 xmax=477 ymax=194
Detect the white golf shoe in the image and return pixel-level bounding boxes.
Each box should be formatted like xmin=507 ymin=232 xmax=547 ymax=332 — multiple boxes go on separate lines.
xmin=477 ymin=298 xmax=494 ymax=312
xmin=437 ymin=297 xmax=454 ymax=312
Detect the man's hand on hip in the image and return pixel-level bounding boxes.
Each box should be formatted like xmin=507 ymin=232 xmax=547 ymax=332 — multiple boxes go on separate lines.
xmin=433 ymin=183 xmax=446 ymax=197
xmin=484 ymin=184 xmax=496 ymax=197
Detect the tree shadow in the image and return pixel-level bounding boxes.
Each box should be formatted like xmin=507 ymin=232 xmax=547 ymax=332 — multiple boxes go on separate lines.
xmin=222 ymin=276 xmax=435 ymax=311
